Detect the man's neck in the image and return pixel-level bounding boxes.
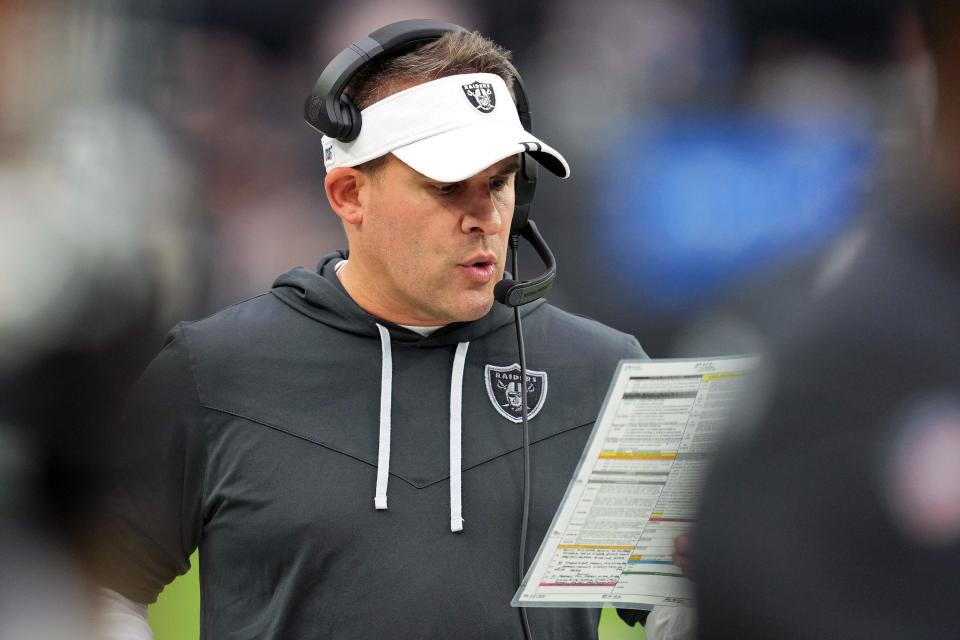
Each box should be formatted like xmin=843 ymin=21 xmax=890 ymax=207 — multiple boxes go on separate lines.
xmin=335 ymin=259 xmax=447 ymax=333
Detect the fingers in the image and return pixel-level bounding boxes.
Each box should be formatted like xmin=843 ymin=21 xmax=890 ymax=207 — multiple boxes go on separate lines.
xmin=672 ymin=534 xmax=693 ymax=577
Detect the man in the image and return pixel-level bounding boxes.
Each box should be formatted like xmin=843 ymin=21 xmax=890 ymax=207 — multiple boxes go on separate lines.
xmin=98 ymin=28 xmax=648 ymax=639
xmin=693 ymin=3 xmax=960 ymax=638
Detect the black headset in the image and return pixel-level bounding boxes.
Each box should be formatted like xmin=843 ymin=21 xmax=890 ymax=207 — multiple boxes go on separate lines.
xmin=304 ymin=18 xmax=557 ymax=308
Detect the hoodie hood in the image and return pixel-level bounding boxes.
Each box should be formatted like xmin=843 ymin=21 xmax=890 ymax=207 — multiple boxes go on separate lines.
xmin=270 ymin=251 xmax=546 ymax=346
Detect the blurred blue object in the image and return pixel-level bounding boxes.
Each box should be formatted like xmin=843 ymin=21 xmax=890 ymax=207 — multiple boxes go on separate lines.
xmin=597 ymin=113 xmax=874 ymax=311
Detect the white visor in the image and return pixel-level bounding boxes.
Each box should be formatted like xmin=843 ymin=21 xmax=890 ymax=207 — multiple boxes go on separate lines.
xmin=321 ymin=73 xmax=570 ymax=182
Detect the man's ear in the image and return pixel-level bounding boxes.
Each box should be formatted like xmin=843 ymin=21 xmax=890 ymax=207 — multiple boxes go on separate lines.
xmin=325 ymin=167 xmax=367 ymax=226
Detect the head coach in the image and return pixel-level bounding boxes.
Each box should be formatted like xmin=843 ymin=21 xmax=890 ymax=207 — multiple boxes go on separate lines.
xmin=96 ymin=20 xmax=647 ymax=640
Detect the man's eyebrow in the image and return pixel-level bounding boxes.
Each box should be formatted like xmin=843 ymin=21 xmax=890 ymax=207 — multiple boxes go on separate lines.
xmin=497 ymin=158 xmax=522 ymax=175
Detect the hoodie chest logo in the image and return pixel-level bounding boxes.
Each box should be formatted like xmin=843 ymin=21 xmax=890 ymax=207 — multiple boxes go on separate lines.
xmin=484 ymin=364 xmax=548 ymax=423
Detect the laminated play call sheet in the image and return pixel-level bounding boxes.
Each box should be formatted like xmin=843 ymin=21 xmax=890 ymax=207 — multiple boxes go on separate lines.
xmin=513 ymin=356 xmax=758 ymax=609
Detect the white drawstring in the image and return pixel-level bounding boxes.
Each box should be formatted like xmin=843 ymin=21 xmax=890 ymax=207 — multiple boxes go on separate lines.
xmin=374 ymin=324 xmax=392 ymax=510
xmin=449 ymin=341 xmax=470 ymax=532
xmin=372 ymin=324 xmax=471 ymax=533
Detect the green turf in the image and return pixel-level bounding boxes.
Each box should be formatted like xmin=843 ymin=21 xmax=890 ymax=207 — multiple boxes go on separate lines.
xmin=148 ymin=553 xmax=644 ymax=639
xmin=147 ymin=552 xmax=201 ymax=639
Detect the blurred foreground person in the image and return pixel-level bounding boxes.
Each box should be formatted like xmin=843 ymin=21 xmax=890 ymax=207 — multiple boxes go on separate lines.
xmin=694 ymin=3 xmax=960 ymax=638
xmin=0 ymin=1 xmax=192 ymax=639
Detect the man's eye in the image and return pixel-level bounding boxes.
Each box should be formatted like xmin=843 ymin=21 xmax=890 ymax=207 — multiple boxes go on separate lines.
xmin=435 ymin=183 xmax=458 ymax=195
xmin=490 ymin=177 xmax=511 ymax=191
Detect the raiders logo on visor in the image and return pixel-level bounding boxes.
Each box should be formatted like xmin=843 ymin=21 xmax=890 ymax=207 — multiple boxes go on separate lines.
xmin=462 ymin=81 xmax=496 ymax=113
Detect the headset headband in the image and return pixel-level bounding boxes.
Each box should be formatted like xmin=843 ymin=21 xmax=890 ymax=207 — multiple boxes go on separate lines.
xmin=303 ymin=18 xmax=539 ymax=235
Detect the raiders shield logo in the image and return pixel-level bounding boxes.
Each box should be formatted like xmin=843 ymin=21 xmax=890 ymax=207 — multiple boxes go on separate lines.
xmin=485 ymin=364 xmax=548 ymax=423
xmin=462 ymin=81 xmax=496 ymax=113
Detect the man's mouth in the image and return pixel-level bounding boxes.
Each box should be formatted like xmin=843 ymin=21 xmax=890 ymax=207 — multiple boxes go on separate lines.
xmin=458 ymin=255 xmax=497 ymax=284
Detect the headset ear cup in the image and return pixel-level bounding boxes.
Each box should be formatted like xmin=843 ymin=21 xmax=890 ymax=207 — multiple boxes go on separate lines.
xmin=305 ymin=94 xmax=323 ymax=131
xmin=338 ymin=95 xmax=363 ymax=143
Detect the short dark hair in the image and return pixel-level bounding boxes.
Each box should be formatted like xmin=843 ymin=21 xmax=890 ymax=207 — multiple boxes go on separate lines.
xmin=345 ymin=30 xmax=516 ymax=175
xmin=346 ymin=30 xmax=516 ymax=110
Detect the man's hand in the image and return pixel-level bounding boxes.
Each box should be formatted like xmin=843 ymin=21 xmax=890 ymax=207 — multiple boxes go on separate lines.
xmin=672 ymin=534 xmax=693 ymax=578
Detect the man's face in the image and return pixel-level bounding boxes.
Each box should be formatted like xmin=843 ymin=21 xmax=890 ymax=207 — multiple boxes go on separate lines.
xmin=350 ymin=154 xmax=519 ymax=325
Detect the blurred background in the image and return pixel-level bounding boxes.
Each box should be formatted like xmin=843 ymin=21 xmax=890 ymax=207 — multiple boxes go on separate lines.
xmin=0 ymin=0 xmax=934 ymax=637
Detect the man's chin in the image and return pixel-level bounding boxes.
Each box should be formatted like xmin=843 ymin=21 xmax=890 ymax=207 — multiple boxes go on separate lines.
xmin=446 ymin=293 xmax=496 ymax=324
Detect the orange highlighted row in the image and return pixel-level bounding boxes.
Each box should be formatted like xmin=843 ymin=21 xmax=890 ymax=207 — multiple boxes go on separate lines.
xmin=598 ymin=452 xmax=677 ymax=460
xmin=702 ymin=372 xmax=743 ymax=381
xmin=557 ymin=544 xmax=634 ymax=550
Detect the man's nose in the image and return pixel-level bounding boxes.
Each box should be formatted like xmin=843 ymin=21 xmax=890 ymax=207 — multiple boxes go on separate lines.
xmin=461 ymin=186 xmax=505 ymax=236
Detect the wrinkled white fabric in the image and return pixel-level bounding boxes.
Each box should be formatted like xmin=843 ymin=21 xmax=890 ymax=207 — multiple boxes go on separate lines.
xmin=97 ymin=588 xmax=152 ymax=640
xmin=645 ymin=605 xmax=696 ymax=640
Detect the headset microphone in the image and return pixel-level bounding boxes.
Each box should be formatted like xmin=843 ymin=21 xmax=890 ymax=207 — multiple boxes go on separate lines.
xmin=493 ymin=70 xmax=557 ymax=310
xmin=494 ymin=221 xmax=556 ymax=307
